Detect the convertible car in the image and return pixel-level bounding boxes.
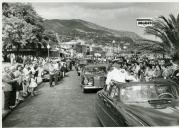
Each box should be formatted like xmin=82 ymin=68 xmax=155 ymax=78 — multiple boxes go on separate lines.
xmin=81 ymin=64 xmax=107 ymax=93
xmin=95 ymin=79 xmax=179 ymax=126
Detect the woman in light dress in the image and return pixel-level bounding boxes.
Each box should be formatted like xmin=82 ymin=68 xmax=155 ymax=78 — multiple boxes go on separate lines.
xmin=37 ymin=65 xmax=43 ymax=83
xmin=29 ymin=72 xmax=37 ymax=96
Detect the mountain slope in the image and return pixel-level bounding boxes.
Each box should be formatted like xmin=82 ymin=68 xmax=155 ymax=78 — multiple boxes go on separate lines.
xmin=74 ymin=19 xmax=143 ymax=40
xmin=43 ymin=19 xmax=143 ymax=41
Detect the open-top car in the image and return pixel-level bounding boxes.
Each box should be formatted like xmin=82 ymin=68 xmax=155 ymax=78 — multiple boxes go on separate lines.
xmin=81 ymin=64 xmax=108 ymax=93
xmin=95 ymin=79 xmax=179 ymax=126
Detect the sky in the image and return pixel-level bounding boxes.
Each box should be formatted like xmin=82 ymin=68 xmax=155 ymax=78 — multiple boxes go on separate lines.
xmin=32 ymin=2 xmax=179 ymax=40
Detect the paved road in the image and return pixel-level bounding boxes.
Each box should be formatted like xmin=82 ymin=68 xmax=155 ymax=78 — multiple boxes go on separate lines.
xmin=3 ymin=69 xmax=101 ymax=127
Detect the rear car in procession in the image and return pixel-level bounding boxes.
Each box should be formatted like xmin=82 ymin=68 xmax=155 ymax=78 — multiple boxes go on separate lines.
xmin=81 ymin=64 xmax=108 ymax=93
xmin=95 ymin=79 xmax=179 ymax=126
xmin=41 ymin=62 xmax=51 ymax=81
xmin=76 ymin=58 xmax=94 ymax=76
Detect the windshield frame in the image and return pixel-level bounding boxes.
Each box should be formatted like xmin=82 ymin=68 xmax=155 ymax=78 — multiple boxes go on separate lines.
xmin=119 ymin=83 xmax=178 ymax=104
xmin=84 ymin=66 xmax=107 ymax=74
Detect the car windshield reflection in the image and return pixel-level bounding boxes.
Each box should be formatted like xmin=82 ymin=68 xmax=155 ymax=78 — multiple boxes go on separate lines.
xmin=120 ymin=84 xmax=177 ymax=104
xmin=85 ymin=67 xmax=106 ymax=74
xmin=93 ymin=67 xmax=106 ymax=74
xmin=84 ymin=67 xmax=93 ymax=73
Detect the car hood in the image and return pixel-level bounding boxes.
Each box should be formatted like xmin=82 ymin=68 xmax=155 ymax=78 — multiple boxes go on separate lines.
xmin=125 ymin=103 xmax=179 ymax=126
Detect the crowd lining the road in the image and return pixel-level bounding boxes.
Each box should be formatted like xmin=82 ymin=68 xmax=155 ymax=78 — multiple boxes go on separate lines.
xmin=2 ymin=55 xmax=73 ymax=110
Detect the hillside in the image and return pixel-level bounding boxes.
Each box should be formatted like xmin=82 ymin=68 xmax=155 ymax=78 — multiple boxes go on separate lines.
xmin=43 ymin=19 xmax=143 ymax=47
xmin=75 ymin=19 xmax=142 ymax=40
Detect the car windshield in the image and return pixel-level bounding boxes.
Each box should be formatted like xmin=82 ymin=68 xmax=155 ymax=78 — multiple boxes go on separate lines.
xmin=79 ymin=60 xmax=87 ymax=65
xmin=120 ymin=84 xmax=177 ymax=104
xmin=85 ymin=67 xmax=106 ymax=74
xmin=87 ymin=59 xmax=93 ymax=63
xmin=93 ymin=67 xmax=106 ymax=74
xmin=85 ymin=67 xmax=94 ymax=74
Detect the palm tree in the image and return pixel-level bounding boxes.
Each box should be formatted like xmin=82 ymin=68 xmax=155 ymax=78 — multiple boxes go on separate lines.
xmin=144 ymin=13 xmax=179 ymax=59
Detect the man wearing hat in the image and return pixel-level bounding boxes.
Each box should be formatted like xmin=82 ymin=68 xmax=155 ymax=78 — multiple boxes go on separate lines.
xmin=49 ymin=61 xmax=56 ymax=87
xmin=106 ymin=62 xmax=129 ymax=85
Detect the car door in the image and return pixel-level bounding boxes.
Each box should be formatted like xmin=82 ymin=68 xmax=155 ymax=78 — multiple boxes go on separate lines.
xmin=102 ymin=84 xmax=126 ymax=126
xmin=96 ymin=84 xmax=114 ymax=126
xmin=97 ymin=84 xmax=121 ymax=126
xmin=107 ymin=85 xmax=127 ymax=126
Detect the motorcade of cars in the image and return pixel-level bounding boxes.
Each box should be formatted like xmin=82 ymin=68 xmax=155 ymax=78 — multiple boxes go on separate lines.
xmin=81 ymin=64 xmax=108 ymax=93
xmin=95 ymin=79 xmax=179 ymax=126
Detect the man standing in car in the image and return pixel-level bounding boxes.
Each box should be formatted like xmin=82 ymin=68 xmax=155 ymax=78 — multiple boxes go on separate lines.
xmin=106 ymin=62 xmax=129 ymax=85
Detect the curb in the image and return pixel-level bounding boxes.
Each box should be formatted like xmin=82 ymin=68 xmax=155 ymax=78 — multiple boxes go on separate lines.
xmin=2 ymin=81 xmax=43 ymax=120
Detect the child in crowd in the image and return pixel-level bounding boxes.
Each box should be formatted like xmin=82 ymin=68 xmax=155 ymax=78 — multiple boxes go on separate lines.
xmin=29 ymin=72 xmax=37 ymax=96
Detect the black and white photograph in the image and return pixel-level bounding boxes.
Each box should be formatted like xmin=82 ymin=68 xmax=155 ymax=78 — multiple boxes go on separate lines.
xmin=2 ymin=1 xmax=179 ymax=127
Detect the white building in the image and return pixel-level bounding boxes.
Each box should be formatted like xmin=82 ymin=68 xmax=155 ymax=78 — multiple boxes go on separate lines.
xmin=60 ymin=41 xmax=80 ymax=49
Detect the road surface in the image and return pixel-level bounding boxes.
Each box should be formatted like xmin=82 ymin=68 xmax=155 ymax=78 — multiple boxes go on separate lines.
xmin=2 ymin=69 xmax=101 ymax=127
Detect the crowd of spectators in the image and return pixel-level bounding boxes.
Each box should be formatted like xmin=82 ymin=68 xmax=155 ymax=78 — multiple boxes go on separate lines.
xmin=2 ymin=54 xmax=73 ymax=110
xmin=105 ymin=55 xmax=179 ymax=84
xmin=3 ymin=59 xmax=42 ymax=109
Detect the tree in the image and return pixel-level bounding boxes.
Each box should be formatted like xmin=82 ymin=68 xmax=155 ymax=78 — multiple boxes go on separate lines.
xmin=2 ymin=2 xmax=45 ymax=52
xmin=42 ymin=30 xmax=58 ymax=45
xmin=135 ymin=40 xmax=168 ymax=58
xmin=144 ymin=14 xmax=179 ymax=59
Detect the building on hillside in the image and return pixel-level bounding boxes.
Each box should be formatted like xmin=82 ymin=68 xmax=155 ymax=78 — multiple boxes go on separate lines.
xmin=103 ymin=46 xmax=121 ymax=54
xmin=60 ymin=41 xmax=80 ymax=49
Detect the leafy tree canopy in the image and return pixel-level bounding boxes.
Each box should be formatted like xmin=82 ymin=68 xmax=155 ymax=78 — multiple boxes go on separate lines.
xmin=2 ymin=2 xmax=58 ymax=51
xmin=143 ymin=13 xmax=179 ymax=58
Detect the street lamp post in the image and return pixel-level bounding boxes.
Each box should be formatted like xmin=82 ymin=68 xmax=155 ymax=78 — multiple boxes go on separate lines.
xmin=123 ymin=45 xmax=127 ymax=56
xmin=112 ymin=40 xmax=115 ymax=58
xmin=47 ymin=44 xmax=50 ymax=59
